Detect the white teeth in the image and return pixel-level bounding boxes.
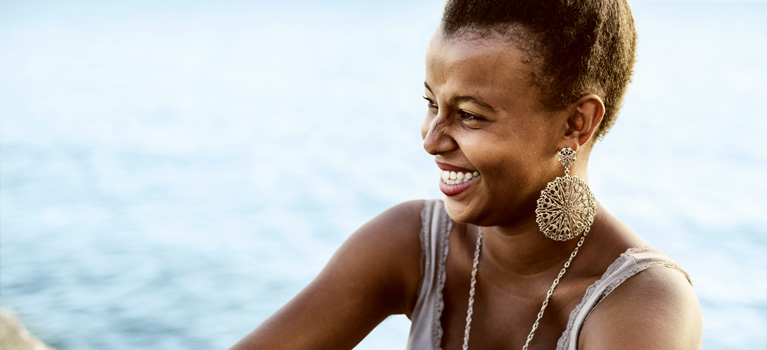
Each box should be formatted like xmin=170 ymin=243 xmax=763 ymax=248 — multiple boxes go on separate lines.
xmin=439 ymin=169 xmax=479 ymax=185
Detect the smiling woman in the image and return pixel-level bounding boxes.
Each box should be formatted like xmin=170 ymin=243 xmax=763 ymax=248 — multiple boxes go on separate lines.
xmin=230 ymin=0 xmax=702 ymax=349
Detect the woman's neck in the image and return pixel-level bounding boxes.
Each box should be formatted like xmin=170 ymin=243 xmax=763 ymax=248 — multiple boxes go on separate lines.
xmin=479 ymin=202 xmax=604 ymax=279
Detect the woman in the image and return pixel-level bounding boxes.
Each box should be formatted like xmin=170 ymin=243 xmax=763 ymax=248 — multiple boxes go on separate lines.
xmin=231 ymin=0 xmax=702 ymax=349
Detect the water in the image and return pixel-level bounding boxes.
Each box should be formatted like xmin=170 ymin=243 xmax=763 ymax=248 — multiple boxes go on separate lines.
xmin=1 ymin=0 xmax=765 ymax=349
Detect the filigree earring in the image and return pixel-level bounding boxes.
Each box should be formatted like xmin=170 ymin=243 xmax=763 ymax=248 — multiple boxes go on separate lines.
xmin=535 ymin=147 xmax=596 ymax=241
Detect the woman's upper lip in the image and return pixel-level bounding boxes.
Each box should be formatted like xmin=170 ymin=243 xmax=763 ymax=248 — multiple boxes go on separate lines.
xmin=436 ymin=160 xmax=475 ymax=172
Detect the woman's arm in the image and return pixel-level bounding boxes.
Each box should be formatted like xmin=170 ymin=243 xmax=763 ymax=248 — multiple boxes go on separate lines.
xmin=229 ymin=200 xmax=425 ymax=350
xmin=579 ymin=266 xmax=703 ymax=349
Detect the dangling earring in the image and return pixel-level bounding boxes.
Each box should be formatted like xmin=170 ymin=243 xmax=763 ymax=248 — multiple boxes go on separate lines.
xmin=535 ymin=147 xmax=596 ymax=241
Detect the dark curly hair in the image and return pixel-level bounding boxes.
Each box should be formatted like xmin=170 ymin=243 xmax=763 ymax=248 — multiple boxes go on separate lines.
xmin=441 ymin=0 xmax=637 ymax=140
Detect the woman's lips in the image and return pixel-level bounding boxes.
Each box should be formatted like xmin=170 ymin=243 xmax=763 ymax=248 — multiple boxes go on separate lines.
xmin=438 ymin=174 xmax=480 ymax=196
xmin=435 ymin=161 xmax=480 ymax=196
xmin=435 ymin=160 xmax=474 ymax=172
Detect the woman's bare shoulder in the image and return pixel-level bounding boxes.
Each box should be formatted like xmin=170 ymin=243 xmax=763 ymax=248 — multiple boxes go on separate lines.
xmin=229 ymin=200 xmax=427 ymax=350
xmin=363 ymin=199 xmax=425 ymax=235
xmin=579 ymin=262 xmax=703 ymax=349
xmin=353 ymin=199 xmax=425 ymax=257
xmin=353 ymin=199 xmax=426 ymax=314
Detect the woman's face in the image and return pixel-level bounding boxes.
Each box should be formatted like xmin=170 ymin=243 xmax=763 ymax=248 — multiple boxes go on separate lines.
xmin=422 ymin=30 xmax=572 ymax=227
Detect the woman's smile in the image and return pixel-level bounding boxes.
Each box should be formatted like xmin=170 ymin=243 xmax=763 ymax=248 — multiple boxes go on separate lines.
xmin=438 ymin=173 xmax=481 ymax=196
xmin=436 ymin=160 xmax=481 ymax=196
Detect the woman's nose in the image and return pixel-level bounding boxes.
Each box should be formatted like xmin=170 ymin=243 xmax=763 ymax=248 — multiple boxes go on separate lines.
xmin=421 ymin=112 xmax=456 ymax=155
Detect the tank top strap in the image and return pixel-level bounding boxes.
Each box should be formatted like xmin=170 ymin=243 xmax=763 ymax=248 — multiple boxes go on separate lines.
xmin=407 ymin=199 xmax=452 ymax=350
xmin=556 ymin=247 xmax=692 ymax=350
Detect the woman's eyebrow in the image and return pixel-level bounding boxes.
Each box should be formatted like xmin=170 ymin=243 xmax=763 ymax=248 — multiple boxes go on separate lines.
xmin=424 ymin=81 xmax=496 ymax=112
xmin=451 ymin=95 xmax=496 ymax=112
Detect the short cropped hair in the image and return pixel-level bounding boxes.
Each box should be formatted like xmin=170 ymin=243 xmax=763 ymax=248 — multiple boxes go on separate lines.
xmin=441 ymin=0 xmax=637 ymax=140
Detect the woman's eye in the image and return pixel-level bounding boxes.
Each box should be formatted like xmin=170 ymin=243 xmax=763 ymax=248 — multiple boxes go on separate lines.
xmin=422 ymin=96 xmax=438 ymax=109
xmin=459 ymin=111 xmax=481 ymax=122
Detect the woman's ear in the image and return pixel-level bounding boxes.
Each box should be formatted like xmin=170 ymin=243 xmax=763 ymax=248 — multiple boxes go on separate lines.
xmin=562 ymin=94 xmax=605 ymax=151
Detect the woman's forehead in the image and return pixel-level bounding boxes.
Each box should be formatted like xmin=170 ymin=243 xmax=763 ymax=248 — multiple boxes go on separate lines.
xmin=424 ymin=32 xmax=539 ymax=108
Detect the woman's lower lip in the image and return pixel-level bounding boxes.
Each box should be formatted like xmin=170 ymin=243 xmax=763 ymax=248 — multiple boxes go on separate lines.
xmin=438 ymin=176 xmax=480 ymax=196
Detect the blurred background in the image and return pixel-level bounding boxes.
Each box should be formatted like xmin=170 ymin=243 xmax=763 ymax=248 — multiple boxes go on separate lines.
xmin=1 ymin=0 xmax=765 ymax=349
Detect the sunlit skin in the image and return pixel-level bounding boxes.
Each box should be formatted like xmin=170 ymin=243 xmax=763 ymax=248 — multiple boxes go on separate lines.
xmin=421 ymin=30 xmax=613 ymax=300
xmin=422 ymin=29 xmax=588 ymax=229
xmin=230 ymin=29 xmax=702 ymax=350
xmin=419 ymin=30 xmax=700 ymax=349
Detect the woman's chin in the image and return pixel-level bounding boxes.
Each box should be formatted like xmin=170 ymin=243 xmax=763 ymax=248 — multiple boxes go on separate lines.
xmin=442 ymin=197 xmax=481 ymax=224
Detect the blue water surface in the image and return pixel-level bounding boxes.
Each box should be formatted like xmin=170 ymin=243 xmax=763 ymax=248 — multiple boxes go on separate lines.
xmin=1 ymin=0 xmax=765 ymax=349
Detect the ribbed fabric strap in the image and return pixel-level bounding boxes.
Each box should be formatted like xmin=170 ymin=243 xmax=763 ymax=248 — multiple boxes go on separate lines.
xmin=556 ymin=247 xmax=692 ymax=349
xmin=407 ymin=199 xmax=452 ymax=350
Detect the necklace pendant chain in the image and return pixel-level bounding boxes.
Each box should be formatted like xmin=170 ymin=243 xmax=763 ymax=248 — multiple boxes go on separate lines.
xmin=462 ymin=228 xmax=483 ymax=350
xmin=461 ymin=228 xmax=590 ymax=350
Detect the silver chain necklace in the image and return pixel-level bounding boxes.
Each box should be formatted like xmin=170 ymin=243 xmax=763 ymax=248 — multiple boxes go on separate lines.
xmin=462 ymin=227 xmax=589 ymax=350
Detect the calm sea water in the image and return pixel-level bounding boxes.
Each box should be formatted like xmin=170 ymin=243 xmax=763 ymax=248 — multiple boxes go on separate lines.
xmin=1 ymin=1 xmax=765 ymax=349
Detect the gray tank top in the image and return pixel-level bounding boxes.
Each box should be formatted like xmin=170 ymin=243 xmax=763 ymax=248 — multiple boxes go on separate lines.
xmin=406 ymin=199 xmax=692 ymax=350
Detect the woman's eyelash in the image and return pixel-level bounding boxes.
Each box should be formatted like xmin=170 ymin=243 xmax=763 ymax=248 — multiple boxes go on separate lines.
xmin=459 ymin=111 xmax=479 ymax=121
xmin=422 ymin=96 xmax=438 ymax=108
xmin=422 ymin=96 xmax=483 ymax=122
